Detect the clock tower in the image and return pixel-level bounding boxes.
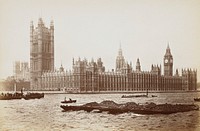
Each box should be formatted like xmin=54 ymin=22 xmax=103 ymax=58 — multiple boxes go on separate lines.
xmin=164 ymin=44 xmax=173 ymax=76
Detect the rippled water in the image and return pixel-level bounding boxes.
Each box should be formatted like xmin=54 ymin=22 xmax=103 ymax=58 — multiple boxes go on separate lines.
xmin=0 ymin=92 xmax=200 ymax=131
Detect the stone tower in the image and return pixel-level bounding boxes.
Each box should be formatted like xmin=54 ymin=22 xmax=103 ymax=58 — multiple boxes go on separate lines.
xmin=164 ymin=44 xmax=173 ymax=76
xmin=30 ymin=18 xmax=54 ymax=90
xmin=116 ymin=45 xmax=125 ymax=72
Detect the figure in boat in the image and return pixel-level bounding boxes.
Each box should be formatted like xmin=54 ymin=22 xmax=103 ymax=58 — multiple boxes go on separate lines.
xmin=61 ymin=97 xmax=76 ymax=104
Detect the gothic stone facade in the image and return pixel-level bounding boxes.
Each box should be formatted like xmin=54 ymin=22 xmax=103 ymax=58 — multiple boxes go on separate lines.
xmin=31 ymin=19 xmax=197 ymax=92
xmin=40 ymin=46 xmax=197 ymax=92
xmin=13 ymin=61 xmax=30 ymax=81
xmin=30 ymin=18 xmax=54 ymax=90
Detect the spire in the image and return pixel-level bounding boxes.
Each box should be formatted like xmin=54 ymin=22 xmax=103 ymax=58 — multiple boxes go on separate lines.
xmin=116 ymin=41 xmax=125 ymax=72
xmin=38 ymin=18 xmax=44 ymax=26
xmin=30 ymin=21 xmax=33 ymax=27
xmin=175 ymin=69 xmax=179 ymax=76
xmin=72 ymin=58 xmax=74 ymax=65
xmin=136 ymin=58 xmax=140 ymax=64
xmin=118 ymin=43 xmax=123 ymax=56
xmin=167 ymin=42 xmax=170 ymax=49
xmin=59 ymin=62 xmax=64 ymax=72
xmin=50 ymin=20 xmax=54 ymax=26
xmin=165 ymin=43 xmax=172 ymax=56
xmin=119 ymin=40 xmax=121 ymax=50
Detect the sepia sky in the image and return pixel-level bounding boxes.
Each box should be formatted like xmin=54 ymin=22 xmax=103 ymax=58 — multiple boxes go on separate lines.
xmin=0 ymin=0 xmax=200 ymax=81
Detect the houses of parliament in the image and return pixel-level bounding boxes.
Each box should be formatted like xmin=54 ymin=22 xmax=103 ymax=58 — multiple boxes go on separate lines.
xmin=30 ymin=18 xmax=197 ymax=92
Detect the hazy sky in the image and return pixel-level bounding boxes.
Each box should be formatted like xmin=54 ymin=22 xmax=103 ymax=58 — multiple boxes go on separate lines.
xmin=0 ymin=0 xmax=200 ymax=81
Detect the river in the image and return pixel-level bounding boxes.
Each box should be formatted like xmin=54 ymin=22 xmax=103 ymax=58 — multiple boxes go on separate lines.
xmin=0 ymin=92 xmax=200 ymax=131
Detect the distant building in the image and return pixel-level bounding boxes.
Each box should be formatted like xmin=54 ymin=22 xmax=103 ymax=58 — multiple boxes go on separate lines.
xmin=13 ymin=61 xmax=30 ymax=81
xmin=40 ymin=46 xmax=197 ymax=92
xmin=30 ymin=18 xmax=54 ymax=90
xmin=30 ymin=18 xmax=197 ymax=92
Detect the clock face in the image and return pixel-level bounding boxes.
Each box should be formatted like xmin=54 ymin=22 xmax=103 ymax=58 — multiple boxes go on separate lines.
xmin=170 ymin=59 xmax=173 ymax=63
xmin=165 ymin=59 xmax=168 ymax=63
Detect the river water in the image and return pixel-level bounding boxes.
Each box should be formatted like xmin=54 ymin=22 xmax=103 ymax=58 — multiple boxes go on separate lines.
xmin=0 ymin=92 xmax=200 ymax=131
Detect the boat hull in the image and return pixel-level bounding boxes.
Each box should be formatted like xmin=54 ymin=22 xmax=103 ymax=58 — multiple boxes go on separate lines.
xmin=0 ymin=93 xmax=23 ymax=100
xmin=23 ymin=93 xmax=44 ymax=100
xmin=60 ymin=100 xmax=199 ymax=115
xmin=0 ymin=93 xmax=44 ymax=100
xmin=194 ymin=98 xmax=200 ymax=102
xmin=61 ymin=100 xmax=76 ymax=104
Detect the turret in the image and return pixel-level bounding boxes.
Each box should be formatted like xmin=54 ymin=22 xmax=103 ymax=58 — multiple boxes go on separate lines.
xmin=38 ymin=18 xmax=44 ymax=27
xmin=175 ymin=69 xmax=179 ymax=76
xmin=72 ymin=58 xmax=75 ymax=65
xmin=30 ymin=21 xmax=34 ymax=32
xmin=151 ymin=64 xmax=161 ymax=76
xmin=37 ymin=18 xmax=43 ymax=53
xmin=50 ymin=20 xmax=54 ymax=70
xmin=30 ymin=21 xmax=34 ymax=53
xmin=59 ymin=64 xmax=64 ymax=72
xmin=50 ymin=20 xmax=54 ymax=30
xmin=97 ymin=58 xmax=105 ymax=72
